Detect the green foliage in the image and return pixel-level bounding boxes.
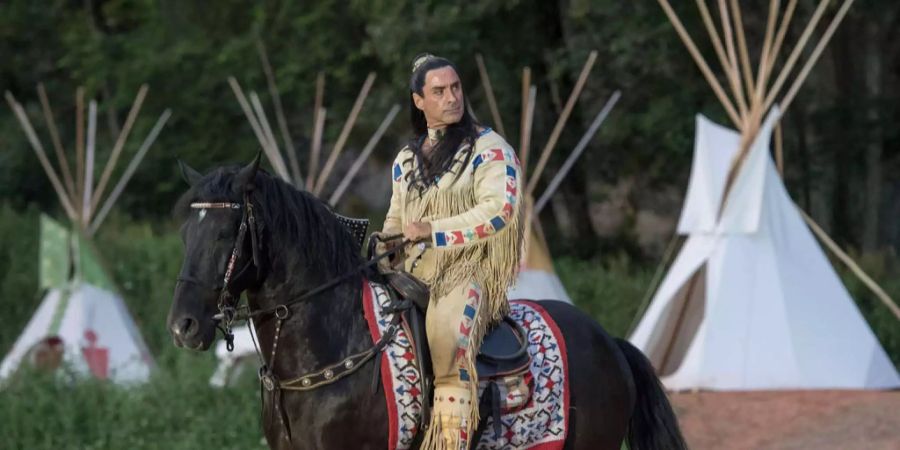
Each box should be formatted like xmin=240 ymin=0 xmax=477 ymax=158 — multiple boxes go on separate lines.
xmin=556 ymin=254 xmax=654 ymax=338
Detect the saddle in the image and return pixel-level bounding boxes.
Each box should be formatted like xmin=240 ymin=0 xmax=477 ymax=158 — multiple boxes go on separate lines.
xmin=367 ymin=234 xmax=532 ymax=444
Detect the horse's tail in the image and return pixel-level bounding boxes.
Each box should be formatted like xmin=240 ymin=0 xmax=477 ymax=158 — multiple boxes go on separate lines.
xmin=615 ymin=338 xmax=688 ymax=450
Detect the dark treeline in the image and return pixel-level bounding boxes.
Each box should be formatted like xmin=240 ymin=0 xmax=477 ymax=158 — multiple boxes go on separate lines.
xmin=1 ymin=0 xmax=898 ymax=258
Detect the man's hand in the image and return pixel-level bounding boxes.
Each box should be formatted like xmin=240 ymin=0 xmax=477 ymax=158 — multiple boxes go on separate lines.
xmin=403 ymin=221 xmax=432 ymax=242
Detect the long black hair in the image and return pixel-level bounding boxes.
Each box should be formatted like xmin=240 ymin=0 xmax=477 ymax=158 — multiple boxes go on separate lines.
xmin=405 ymin=54 xmax=481 ymax=193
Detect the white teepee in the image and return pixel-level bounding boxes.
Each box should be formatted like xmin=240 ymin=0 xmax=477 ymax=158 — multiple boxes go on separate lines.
xmin=629 ymin=111 xmax=900 ymax=390
xmin=2 ymin=86 xmax=167 ymax=385
xmin=630 ymin=0 xmax=900 ymax=390
xmin=0 ymin=279 xmax=154 ymax=385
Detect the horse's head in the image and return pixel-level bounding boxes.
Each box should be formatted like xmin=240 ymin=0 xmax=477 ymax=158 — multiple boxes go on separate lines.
xmin=168 ymin=154 xmax=263 ymax=351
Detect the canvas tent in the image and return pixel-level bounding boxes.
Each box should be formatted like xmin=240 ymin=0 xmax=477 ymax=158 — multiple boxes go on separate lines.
xmin=629 ymin=0 xmax=900 ymax=390
xmin=629 ymin=112 xmax=900 ymax=390
xmin=1 ymin=87 xmax=167 ymax=385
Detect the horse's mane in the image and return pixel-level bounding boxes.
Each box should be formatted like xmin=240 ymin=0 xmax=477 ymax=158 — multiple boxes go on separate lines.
xmin=175 ymin=165 xmax=362 ymax=279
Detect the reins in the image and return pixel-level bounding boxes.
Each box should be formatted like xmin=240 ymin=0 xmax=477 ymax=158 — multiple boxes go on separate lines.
xmin=188 ymin=190 xmax=413 ymax=443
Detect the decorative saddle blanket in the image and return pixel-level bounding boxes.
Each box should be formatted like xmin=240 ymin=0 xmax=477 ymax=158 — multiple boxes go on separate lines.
xmin=362 ymin=281 xmax=569 ymax=450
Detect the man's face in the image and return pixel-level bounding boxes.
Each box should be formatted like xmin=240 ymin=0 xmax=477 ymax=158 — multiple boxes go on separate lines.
xmin=413 ymin=66 xmax=464 ymax=128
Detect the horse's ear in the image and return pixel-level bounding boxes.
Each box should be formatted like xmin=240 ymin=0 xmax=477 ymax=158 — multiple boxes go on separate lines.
xmin=178 ymin=160 xmax=203 ymax=186
xmin=235 ymin=152 xmax=262 ymax=192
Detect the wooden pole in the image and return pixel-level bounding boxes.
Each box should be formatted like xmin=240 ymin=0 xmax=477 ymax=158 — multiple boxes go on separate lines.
xmin=227 ymin=77 xmax=290 ymax=182
xmin=475 ymin=54 xmax=506 ymax=137
xmin=533 ymin=91 xmax=620 ymax=215
xmin=779 ymin=0 xmax=856 ymax=115
xmin=658 ymin=0 xmax=742 ymax=129
xmin=696 ymin=0 xmax=747 ymax=119
xmin=36 ymin=84 xmax=77 ymax=202
xmin=91 ymin=84 xmax=148 ymax=211
xmin=799 ymin=207 xmax=900 ymax=322
xmin=328 ymin=104 xmax=401 ymax=206
xmin=717 ymin=0 xmax=745 ymax=127
xmin=729 ymin=0 xmax=756 ymax=102
xmin=307 ymin=72 xmax=326 ymax=191
xmin=82 ymin=100 xmax=97 ymax=227
xmin=89 ymin=110 xmax=171 ymax=235
xmin=314 ymin=72 xmax=376 ymax=195
xmin=767 ymin=0 xmax=799 ymax=73
xmin=75 ymin=87 xmax=85 ymax=215
xmin=518 ymin=67 xmax=532 ymax=170
xmin=763 ymin=0 xmax=830 ymax=112
xmin=753 ymin=0 xmax=781 ymax=110
xmin=5 ymin=92 xmax=78 ymax=220
xmin=526 ymin=50 xmax=598 ymax=196
xmin=521 ymin=86 xmax=536 ymax=179
xmin=307 ymin=107 xmax=327 ymax=191
xmin=249 ymin=91 xmax=291 ymax=181
xmin=256 ymin=38 xmax=303 ymax=186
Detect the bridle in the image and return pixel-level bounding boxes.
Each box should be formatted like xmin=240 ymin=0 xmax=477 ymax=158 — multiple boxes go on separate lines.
xmin=181 ymin=187 xmax=411 ymax=443
xmin=181 ymin=191 xmax=262 ymax=352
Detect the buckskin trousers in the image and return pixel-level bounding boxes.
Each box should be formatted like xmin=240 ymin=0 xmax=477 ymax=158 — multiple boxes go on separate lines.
xmin=408 ymin=250 xmax=480 ymax=450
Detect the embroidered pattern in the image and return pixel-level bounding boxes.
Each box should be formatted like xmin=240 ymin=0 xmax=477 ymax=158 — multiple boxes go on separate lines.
xmin=362 ymin=281 xmax=423 ymax=450
xmin=477 ymin=301 xmax=569 ymax=449
xmin=393 ymin=163 xmax=403 ymax=182
xmin=364 ymin=290 xmax=570 ymax=450
xmin=456 ymin=283 xmax=482 ymax=382
xmin=433 ymin=148 xmax=519 ymax=248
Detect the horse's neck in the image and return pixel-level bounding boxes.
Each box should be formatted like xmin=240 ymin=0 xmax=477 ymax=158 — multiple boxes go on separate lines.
xmin=248 ymin=246 xmax=369 ymax=377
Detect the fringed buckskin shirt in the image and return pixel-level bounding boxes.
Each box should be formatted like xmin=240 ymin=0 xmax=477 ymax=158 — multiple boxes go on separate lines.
xmin=383 ymin=128 xmax=524 ymax=324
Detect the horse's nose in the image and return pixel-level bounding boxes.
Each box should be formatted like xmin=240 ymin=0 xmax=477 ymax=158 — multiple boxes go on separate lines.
xmin=170 ymin=316 xmax=199 ymax=340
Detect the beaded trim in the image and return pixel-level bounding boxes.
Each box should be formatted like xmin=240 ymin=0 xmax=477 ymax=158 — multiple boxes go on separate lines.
xmin=190 ymin=202 xmax=241 ymax=210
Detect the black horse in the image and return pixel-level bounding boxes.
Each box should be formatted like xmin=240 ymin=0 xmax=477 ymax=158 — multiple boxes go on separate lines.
xmin=168 ymin=155 xmax=686 ymax=450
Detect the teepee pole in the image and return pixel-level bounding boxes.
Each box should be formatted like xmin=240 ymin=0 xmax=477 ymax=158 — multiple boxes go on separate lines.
xmin=728 ymin=0 xmax=756 ymax=103
xmin=763 ymin=0 xmax=830 ymax=112
xmin=695 ymin=0 xmax=747 ymax=119
xmin=256 ymin=39 xmax=303 ymax=187
xmin=89 ymin=110 xmax=171 ymax=236
xmin=4 ymin=92 xmax=78 ymax=220
xmin=91 ymin=84 xmax=148 ymax=212
xmin=799 ymin=208 xmax=900 ymax=322
xmin=82 ymin=100 xmax=98 ymax=227
xmin=36 ymin=84 xmax=77 ymax=202
xmin=779 ymin=0 xmax=855 ymax=115
xmin=752 ymin=0 xmax=781 ymax=110
xmin=328 ymin=104 xmax=401 ymax=206
xmin=658 ymin=0 xmax=742 ymax=129
xmin=249 ymin=91 xmax=291 ymax=181
xmin=307 ymin=73 xmax=326 ymax=191
xmin=518 ymin=67 xmax=532 ymax=171
xmin=716 ymin=0 xmax=746 ymax=125
xmin=526 ymin=50 xmax=597 ymax=196
xmin=308 ymin=107 xmax=327 ymax=191
xmin=521 ymin=86 xmax=536 ymax=181
xmin=75 ymin=88 xmax=85 ymax=215
xmin=533 ymin=91 xmax=621 ymax=215
xmin=767 ymin=0 xmax=799 ymax=75
xmin=314 ymin=72 xmax=376 ymax=195
xmin=228 ymin=77 xmax=289 ymax=182
xmin=475 ymin=54 xmax=506 ymax=137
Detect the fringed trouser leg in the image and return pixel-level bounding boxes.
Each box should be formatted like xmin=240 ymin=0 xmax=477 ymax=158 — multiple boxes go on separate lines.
xmin=421 ymin=280 xmax=483 ymax=450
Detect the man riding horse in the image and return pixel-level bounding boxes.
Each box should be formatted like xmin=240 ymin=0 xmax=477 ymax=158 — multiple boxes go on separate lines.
xmin=378 ymin=53 xmax=524 ymax=450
